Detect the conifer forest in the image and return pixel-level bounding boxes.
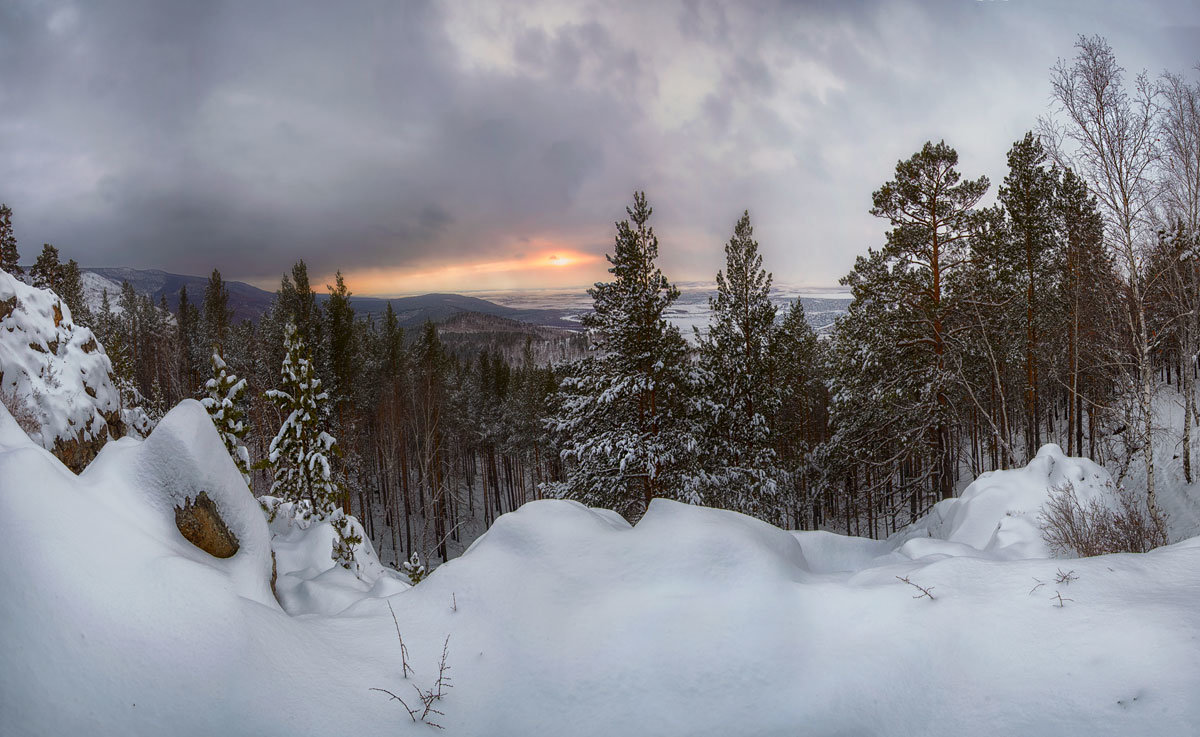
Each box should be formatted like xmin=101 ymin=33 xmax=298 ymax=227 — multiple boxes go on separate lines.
xmin=4 ymin=36 xmax=1197 ymax=566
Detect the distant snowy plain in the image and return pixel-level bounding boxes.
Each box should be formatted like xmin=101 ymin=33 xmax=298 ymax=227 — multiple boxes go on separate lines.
xmin=468 ymin=282 xmax=851 ymax=339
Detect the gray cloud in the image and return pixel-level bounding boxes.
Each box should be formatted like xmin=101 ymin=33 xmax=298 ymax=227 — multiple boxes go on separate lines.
xmin=1 ymin=0 xmax=1198 ymax=291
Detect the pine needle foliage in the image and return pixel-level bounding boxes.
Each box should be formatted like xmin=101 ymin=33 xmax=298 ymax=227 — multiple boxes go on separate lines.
xmin=200 ymin=348 xmax=252 ymax=487
xmin=263 ymin=322 xmax=360 ymax=568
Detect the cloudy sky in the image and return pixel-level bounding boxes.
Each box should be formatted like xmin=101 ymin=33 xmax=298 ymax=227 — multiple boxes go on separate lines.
xmin=2 ymin=0 xmax=1198 ymax=295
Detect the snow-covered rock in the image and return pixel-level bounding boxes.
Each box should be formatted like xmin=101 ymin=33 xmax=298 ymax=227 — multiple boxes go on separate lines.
xmin=0 ymin=269 xmax=124 ymax=469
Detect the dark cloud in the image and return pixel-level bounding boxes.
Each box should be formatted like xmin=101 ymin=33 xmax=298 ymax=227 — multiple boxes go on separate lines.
xmin=1 ymin=0 xmax=1198 ymax=291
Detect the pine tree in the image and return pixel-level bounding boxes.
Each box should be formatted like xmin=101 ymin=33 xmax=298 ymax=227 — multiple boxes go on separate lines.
xmin=278 ymin=260 xmax=319 ymax=344
xmin=264 ymin=322 xmax=360 ymax=570
xmin=176 ymin=285 xmax=201 ymax=396
xmin=999 ymin=132 xmax=1061 ymax=458
xmin=58 ymin=259 xmax=88 ymax=325
xmin=547 ymin=191 xmax=701 ymax=520
xmin=0 ymin=204 xmax=21 ymax=276
xmin=202 ymin=268 xmax=232 ymax=352
xmin=201 ymin=349 xmax=252 ymax=487
xmin=771 ymin=299 xmax=825 ymax=528
xmin=696 ymin=210 xmax=780 ymax=519
xmin=325 ymin=271 xmax=358 ymax=422
xmin=30 ymin=244 xmax=62 ymax=291
xmin=869 ymin=141 xmax=989 ymax=500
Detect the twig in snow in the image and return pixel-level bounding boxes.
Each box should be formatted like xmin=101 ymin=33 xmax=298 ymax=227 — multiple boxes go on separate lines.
xmin=896 ymin=575 xmax=936 ymax=600
xmin=369 ymin=688 xmax=419 ymax=723
xmin=387 ymin=601 xmax=413 ymax=678
xmin=1055 ymin=568 xmax=1079 ymax=585
xmin=373 ymin=633 xmax=452 ymax=730
xmin=1029 ymin=578 xmax=1046 ymax=595
xmin=1051 ymin=591 xmax=1074 ymax=608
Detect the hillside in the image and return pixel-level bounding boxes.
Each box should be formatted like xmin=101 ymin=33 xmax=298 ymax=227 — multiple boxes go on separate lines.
xmin=81 ymin=268 xmax=579 ymax=329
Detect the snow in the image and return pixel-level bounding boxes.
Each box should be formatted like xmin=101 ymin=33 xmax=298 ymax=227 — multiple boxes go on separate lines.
xmin=2 ymin=403 xmax=1199 ymax=736
xmin=0 ymin=269 xmax=122 ymax=451
xmin=80 ymin=269 xmax=125 ymax=315
xmin=262 ymin=495 xmax=408 ymax=616
xmin=893 ymin=444 xmax=1113 ymax=560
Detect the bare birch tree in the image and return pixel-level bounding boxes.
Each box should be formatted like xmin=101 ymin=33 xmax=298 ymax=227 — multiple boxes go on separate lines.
xmin=1040 ymin=34 xmax=1163 ymax=515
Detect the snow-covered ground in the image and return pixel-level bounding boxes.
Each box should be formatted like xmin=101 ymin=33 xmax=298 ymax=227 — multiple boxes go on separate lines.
xmin=2 ymin=401 xmax=1198 ymax=736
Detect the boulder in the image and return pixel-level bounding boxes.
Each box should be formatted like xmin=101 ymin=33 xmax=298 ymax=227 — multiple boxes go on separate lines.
xmin=175 ymin=491 xmax=240 ymax=558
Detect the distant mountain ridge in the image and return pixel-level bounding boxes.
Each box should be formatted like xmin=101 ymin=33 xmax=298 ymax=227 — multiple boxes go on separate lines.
xmin=81 ymin=267 xmax=580 ymax=329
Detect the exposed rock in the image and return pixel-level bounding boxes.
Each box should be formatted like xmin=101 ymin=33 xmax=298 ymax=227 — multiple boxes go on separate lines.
xmin=175 ymin=491 xmax=240 ymax=558
xmin=0 ymin=271 xmax=126 ymax=471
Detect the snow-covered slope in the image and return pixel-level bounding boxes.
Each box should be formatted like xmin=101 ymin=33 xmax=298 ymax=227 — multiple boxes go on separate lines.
xmin=2 ymin=409 xmax=1198 ymax=736
xmin=81 ymin=269 xmax=126 ymax=315
xmin=0 ymin=270 xmax=124 ymax=469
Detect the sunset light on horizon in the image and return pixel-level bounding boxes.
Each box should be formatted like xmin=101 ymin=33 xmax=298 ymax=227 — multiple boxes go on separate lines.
xmin=275 ymin=247 xmax=608 ymax=297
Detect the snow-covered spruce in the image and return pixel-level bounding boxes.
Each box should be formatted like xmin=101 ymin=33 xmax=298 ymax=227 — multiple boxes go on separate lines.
xmin=262 ymin=321 xmax=361 ymax=573
xmin=546 ymin=192 xmax=704 ymax=519
xmin=201 ymin=349 xmax=251 ymax=486
xmin=694 ymin=210 xmax=782 ymax=519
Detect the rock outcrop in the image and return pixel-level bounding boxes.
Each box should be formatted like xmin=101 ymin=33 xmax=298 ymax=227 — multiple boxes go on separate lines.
xmin=175 ymin=491 xmax=240 ymax=558
xmin=0 ymin=271 xmax=125 ymax=471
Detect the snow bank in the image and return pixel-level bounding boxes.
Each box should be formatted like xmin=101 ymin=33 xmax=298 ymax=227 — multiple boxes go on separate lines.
xmin=894 ymin=443 xmax=1113 ymax=560
xmin=262 ymin=496 xmax=407 ymax=616
xmin=0 ymin=270 xmax=123 ymax=467
xmin=792 ymin=444 xmax=1114 ymax=574
xmin=77 ymin=400 xmax=276 ymax=604
xmin=3 ymin=418 xmax=1199 ymax=736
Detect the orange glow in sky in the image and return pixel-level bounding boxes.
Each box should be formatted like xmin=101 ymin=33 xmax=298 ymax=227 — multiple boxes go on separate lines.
xmin=326 ymin=248 xmax=605 ymax=296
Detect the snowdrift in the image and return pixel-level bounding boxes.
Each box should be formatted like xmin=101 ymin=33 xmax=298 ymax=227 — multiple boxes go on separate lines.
xmin=0 ymin=270 xmax=124 ymax=469
xmin=2 ymin=411 xmax=1198 ymax=736
xmin=262 ymin=495 xmax=407 ymax=616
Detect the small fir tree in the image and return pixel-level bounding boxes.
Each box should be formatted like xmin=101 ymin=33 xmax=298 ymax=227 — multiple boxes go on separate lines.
xmin=200 ymin=349 xmax=252 ymax=487
xmin=264 ymin=322 xmax=361 ymax=569
xmin=58 ymin=259 xmax=88 ymax=325
xmin=30 ymin=244 xmax=62 ymax=291
xmin=402 ymin=551 xmax=427 ymax=585
xmin=0 ymin=204 xmax=21 ymax=276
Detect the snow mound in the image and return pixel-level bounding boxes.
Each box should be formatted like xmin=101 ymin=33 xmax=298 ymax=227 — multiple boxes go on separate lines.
xmin=895 ymin=444 xmax=1112 ymax=560
xmin=78 ymin=399 xmax=276 ymax=604
xmin=0 ymin=269 xmax=123 ymax=467
xmin=452 ymin=497 xmax=809 ymax=591
xmin=262 ymin=496 xmax=407 ymax=616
